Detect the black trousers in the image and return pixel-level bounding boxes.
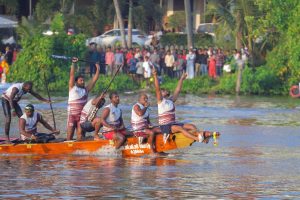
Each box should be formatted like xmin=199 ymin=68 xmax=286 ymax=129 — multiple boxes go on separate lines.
xmin=1 ymin=97 xmax=22 ymax=137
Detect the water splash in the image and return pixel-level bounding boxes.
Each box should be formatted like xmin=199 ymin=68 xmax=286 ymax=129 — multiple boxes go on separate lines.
xmin=73 ymin=145 xmax=122 ymax=157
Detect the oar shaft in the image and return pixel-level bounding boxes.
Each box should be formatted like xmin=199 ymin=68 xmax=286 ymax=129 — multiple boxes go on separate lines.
xmin=44 ymin=74 xmax=56 ymax=129
xmin=51 ymin=55 xmax=96 ymax=64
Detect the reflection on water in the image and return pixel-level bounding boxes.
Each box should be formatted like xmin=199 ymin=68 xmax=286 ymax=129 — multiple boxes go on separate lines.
xmin=0 ymin=93 xmax=300 ymax=198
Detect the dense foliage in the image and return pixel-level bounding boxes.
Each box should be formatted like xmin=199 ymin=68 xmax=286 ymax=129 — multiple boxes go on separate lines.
xmin=2 ymin=0 xmax=300 ymax=96
xmin=8 ymin=13 xmax=86 ymax=92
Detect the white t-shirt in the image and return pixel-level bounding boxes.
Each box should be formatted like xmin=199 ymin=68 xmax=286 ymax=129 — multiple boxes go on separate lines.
xmin=142 ymin=61 xmax=152 ymax=78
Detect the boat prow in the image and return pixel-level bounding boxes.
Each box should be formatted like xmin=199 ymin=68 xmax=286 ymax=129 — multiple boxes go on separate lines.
xmin=0 ymin=132 xmax=196 ymax=157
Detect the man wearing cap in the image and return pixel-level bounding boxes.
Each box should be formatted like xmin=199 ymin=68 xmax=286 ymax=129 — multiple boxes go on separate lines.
xmin=19 ymin=104 xmax=60 ymax=142
xmin=67 ymin=57 xmax=100 ymax=141
xmin=1 ymin=81 xmax=50 ymax=143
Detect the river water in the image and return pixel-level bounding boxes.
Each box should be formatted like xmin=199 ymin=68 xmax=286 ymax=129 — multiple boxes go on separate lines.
xmin=0 ymin=87 xmax=300 ymax=199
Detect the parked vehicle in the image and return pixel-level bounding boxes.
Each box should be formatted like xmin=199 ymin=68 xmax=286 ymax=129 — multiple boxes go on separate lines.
xmin=86 ymin=29 xmax=148 ymax=47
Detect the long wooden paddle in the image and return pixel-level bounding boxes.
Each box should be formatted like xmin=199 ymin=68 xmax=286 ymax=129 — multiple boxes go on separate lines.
xmin=51 ymin=55 xmax=96 ymax=64
xmin=88 ymin=64 xmax=123 ymax=121
xmin=44 ymin=73 xmax=56 ymax=129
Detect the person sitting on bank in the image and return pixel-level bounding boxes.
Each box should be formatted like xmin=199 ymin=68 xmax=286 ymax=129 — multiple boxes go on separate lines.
xmin=19 ymin=104 xmax=60 ymax=142
xmin=131 ymin=93 xmax=161 ymax=154
xmin=2 ymin=81 xmax=50 ymax=143
xmin=80 ymin=93 xmax=106 ymax=141
xmin=101 ymin=92 xmax=127 ymax=149
xmin=153 ymin=69 xmax=212 ymax=143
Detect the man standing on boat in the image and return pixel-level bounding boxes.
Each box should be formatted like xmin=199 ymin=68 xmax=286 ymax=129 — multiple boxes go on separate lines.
xmin=67 ymin=57 xmax=100 ymax=141
xmin=19 ymin=104 xmax=60 ymax=142
xmin=101 ymin=92 xmax=127 ymax=149
xmin=79 ymin=92 xmax=105 ymax=141
xmin=1 ymin=81 xmax=50 ymax=143
xmin=131 ymin=93 xmax=161 ymax=154
xmin=152 ymin=69 xmax=211 ymax=142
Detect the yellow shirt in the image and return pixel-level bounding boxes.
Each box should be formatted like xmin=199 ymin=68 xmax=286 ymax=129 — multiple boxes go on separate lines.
xmin=0 ymin=60 xmax=9 ymax=74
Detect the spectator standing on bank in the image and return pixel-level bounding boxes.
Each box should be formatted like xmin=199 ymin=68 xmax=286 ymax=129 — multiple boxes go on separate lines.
xmin=199 ymin=48 xmax=209 ymax=76
xmin=126 ymin=48 xmax=134 ymax=74
xmin=208 ymin=54 xmax=217 ymax=79
xmin=0 ymin=56 xmax=9 ymax=84
xmin=195 ymin=49 xmax=201 ymax=76
xmin=186 ymin=48 xmax=196 ymax=79
xmin=143 ymin=56 xmax=153 ymax=88
xmin=98 ymin=47 xmax=106 ymax=74
xmin=164 ymin=50 xmax=175 ymax=78
xmin=216 ymin=48 xmax=225 ymax=77
xmin=159 ymin=48 xmax=166 ymax=75
xmin=87 ymin=43 xmax=100 ymax=77
xmin=114 ymin=48 xmax=124 ymax=74
xmin=4 ymin=46 xmax=13 ymax=66
xmin=136 ymin=57 xmax=144 ymax=84
xmin=149 ymin=48 xmax=160 ymax=74
xmin=105 ymin=47 xmax=115 ymax=76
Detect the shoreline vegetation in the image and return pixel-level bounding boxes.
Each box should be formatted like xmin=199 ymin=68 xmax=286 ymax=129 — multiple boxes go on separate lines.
xmin=35 ymin=71 xmax=285 ymax=97
xmin=6 ymin=0 xmax=300 ymax=97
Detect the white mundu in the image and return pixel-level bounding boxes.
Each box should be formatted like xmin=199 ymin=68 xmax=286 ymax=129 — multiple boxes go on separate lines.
xmin=131 ymin=103 xmax=149 ymax=130
xmin=102 ymin=103 xmax=122 ymax=131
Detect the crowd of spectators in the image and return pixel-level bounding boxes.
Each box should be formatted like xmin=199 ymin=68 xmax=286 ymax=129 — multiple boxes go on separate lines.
xmin=85 ymin=42 xmax=249 ymax=84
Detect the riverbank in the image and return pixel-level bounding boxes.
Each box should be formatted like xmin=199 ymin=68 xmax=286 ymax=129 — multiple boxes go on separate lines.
xmin=79 ymin=67 xmax=288 ymax=97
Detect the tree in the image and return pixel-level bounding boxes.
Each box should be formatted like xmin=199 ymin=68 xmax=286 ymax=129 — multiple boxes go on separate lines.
xmin=127 ymin=0 xmax=133 ymax=48
xmin=132 ymin=0 xmax=163 ymax=33
xmin=206 ymin=0 xmax=258 ymax=52
xmin=184 ymin=0 xmax=193 ymax=48
xmin=113 ymin=0 xmax=127 ymax=48
xmin=167 ymin=11 xmax=186 ymax=32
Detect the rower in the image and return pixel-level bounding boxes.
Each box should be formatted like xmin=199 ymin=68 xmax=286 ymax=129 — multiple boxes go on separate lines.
xmin=131 ymin=93 xmax=161 ymax=154
xmin=153 ymin=69 xmax=211 ymax=143
xmin=67 ymin=57 xmax=100 ymax=141
xmin=1 ymin=81 xmax=50 ymax=143
xmin=80 ymin=93 xmax=105 ymax=141
xmin=19 ymin=104 xmax=60 ymax=143
xmin=101 ymin=92 xmax=127 ymax=149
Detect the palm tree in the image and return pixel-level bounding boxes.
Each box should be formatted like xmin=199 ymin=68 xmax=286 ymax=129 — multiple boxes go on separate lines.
xmin=206 ymin=0 xmax=258 ymax=53
xmin=127 ymin=0 xmax=133 ymax=48
xmin=113 ymin=0 xmax=127 ymax=48
xmin=184 ymin=0 xmax=193 ymax=48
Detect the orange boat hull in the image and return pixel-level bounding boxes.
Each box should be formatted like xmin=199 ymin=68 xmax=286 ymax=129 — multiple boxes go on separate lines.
xmin=0 ymin=133 xmax=195 ymax=157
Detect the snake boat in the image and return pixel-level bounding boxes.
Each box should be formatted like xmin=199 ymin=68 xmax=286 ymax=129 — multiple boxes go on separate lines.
xmin=0 ymin=132 xmax=205 ymax=157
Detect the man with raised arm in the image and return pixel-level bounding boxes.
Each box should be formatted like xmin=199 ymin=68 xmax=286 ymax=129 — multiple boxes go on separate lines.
xmin=131 ymin=93 xmax=161 ymax=154
xmin=101 ymin=92 xmax=126 ymax=149
xmin=152 ymin=69 xmax=211 ymax=142
xmin=67 ymin=57 xmax=100 ymax=141
xmin=80 ymin=93 xmax=105 ymax=141
xmin=1 ymin=81 xmax=50 ymax=143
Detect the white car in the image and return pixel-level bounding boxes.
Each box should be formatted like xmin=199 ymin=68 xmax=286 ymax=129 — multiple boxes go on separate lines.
xmin=86 ymin=29 xmax=148 ymax=47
